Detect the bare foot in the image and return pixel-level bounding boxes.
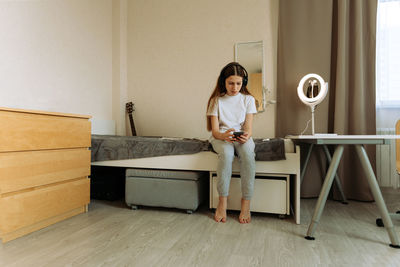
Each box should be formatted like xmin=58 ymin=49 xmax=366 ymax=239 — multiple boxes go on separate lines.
xmin=239 ymin=198 xmax=251 ymax=224
xmin=214 ymin=196 xmax=227 ymax=223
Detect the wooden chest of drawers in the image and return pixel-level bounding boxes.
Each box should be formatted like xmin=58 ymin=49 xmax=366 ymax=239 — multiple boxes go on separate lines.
xmin=0 ymin=107 xmax=91 ymax=242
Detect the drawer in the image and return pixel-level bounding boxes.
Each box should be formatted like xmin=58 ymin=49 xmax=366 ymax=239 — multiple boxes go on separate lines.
xmin=0 ymin=110 xmax=91 ymax=152
xmin=125 ymin=176 xmax=204 ymax=211
xmin=0 ymin=148 xmax=90 ymax=194
xmin=0 ymin=178 xmax=90 ymax=234
xmin=211 ymin=173 xmax=289 ymax=215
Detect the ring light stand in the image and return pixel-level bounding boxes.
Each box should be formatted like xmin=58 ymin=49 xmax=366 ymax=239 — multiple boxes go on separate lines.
xmin=297 ymin=73 xmax=328 ymax=135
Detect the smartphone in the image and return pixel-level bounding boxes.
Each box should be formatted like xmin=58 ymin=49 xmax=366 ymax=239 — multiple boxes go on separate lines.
xmin=233 ymin=131 xmax=244 ymax=137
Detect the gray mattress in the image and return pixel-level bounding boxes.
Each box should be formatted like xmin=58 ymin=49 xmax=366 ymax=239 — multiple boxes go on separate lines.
xmin=91 ymin=135 xmax=285 ymax=162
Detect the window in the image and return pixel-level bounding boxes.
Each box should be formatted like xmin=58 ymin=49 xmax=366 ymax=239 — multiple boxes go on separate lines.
xmin=376 ymin=0 xmax=400 ymax=108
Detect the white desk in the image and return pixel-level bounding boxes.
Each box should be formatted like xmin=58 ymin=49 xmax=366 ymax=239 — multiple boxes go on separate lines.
xmin=288 ymin=135 xmax=400 ymax=248
xmin=297 ymin=138 xmax=348 ymax=204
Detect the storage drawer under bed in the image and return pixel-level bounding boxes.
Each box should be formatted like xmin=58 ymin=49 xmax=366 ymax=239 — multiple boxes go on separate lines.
xmin=125 ymin=169 xmax=208 ymax=213
xmin=210 ymin=172 xmax=290 ymax=215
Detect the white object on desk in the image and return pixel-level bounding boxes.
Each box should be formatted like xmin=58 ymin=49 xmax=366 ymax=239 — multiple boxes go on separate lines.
xmin=297 ymin=73 xmax=328 ymax=135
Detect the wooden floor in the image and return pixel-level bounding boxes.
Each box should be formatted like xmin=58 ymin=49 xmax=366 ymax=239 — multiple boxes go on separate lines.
xmin=1 ymin=188 xmax=400 ymax=267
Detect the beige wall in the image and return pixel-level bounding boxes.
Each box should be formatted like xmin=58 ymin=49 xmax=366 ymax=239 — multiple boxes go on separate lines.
xmin=112 ymin=0 xmax=128 ymax=135
xmin=125 ymin=0 xmax=279 ymax=138
xmin=0 ymin=0 xmax=114 ymax=134
xmin=1 ymin=0 xmax=278 ymax=138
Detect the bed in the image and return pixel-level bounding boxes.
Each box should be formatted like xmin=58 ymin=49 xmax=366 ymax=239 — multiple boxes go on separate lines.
xmin=91 ymin=135 xmax=301 ymax=224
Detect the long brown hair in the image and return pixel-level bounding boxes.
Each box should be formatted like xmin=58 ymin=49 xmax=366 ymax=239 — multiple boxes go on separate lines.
xmin=206 ymin=62 xmax=254 ymax=131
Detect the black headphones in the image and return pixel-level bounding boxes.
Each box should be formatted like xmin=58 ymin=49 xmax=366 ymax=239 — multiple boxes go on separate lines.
xmin=218 ymin=62 xmax=248 ymax=88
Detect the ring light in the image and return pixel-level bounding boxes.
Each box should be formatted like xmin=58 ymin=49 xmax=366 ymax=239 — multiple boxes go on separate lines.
xmin=297 ymin=73 xmax=328 ymax=135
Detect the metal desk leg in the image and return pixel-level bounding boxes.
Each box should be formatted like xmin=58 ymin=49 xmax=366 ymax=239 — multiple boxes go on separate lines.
xmin=305 ymin=145 xmax=344 ymax=240
xmin=300 ymin=143 xmax=314 ymax=184
xmin=322 ymin=145 xmax=348 ymax=204
xmin=355 ymin=145 xmax=400 ymax=248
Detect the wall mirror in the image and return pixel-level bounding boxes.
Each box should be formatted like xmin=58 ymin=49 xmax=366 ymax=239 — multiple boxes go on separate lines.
xmin=235 ymin=41 xmax=265 ymax=112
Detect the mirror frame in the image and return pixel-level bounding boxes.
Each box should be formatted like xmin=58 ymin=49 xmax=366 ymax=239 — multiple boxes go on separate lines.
xmin=234 ymin=40 xmax=265 ymax=112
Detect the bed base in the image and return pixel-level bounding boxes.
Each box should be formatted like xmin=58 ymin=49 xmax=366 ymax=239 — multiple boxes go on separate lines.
xmin=92 ymin=148 xmax=301 ymax=224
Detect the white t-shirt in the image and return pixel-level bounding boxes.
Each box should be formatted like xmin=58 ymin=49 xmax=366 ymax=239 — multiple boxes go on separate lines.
xmin=207 ymin=93 xmax=257 ymax=133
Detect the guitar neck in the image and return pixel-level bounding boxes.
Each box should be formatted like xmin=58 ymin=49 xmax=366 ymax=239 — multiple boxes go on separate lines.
xmin=126 ymin=102 xmax=137 ymax=136
xmin=128 ymin=113 xmax=137 ymax=136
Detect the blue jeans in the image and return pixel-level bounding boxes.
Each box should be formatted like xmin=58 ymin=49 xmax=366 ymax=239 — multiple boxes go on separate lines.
xmin=210 ymin=137 xmax=256 ymax=200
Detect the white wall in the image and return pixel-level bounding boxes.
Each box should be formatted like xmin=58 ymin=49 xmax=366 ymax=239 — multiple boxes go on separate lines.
xmin=125 ymin=0 xmax=278 ymax=138
xmin=0 ymin=0 xmax=114 ymax=134
xmin=0 ymin=0 xmax=278 ymax=138
xmin=112 ymin=0 xmax=128 ymax=135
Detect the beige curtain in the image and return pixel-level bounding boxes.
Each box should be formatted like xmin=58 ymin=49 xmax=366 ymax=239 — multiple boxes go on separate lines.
xmin=277 ymin=0 xmax=377 ymax=201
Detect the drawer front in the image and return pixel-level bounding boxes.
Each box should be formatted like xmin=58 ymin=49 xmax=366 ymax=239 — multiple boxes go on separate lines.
xmin=0 ymin=110 xmax=90 ymax=152
xmin=211 ymin=176 xmax=287 ymax=214
xmin=0 ymin=149 xmax=90 ymax=194
xmin=0 ymin=178 xmax=90 ymax=234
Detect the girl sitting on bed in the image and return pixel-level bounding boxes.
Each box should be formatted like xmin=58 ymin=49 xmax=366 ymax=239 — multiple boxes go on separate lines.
xmin=206 ymin=62 xmax=257 ymax=224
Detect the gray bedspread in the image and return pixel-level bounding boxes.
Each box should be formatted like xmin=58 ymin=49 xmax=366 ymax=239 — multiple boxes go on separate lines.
xmin=91 ymin=135 xmax=285 ymax=162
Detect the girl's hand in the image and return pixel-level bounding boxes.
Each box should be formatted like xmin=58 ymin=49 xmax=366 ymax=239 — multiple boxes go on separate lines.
xmin=221 ymin=128 xmax=235 ymax=143
xmin=235 ymin=132 xmax=249 ymax=144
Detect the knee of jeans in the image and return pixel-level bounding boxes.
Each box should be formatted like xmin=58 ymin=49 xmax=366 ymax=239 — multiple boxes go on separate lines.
xmin=218 ymin=151 xmax=234 ymax=162
xmin=238 ymin=151 xmax=255 ymax=162
xmin=218 ymin=149 xmax=235 ymax=161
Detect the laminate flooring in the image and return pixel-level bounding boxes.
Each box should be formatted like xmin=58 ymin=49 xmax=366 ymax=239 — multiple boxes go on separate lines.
xmin=1 ymin=188 xmax=400 ymax=267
